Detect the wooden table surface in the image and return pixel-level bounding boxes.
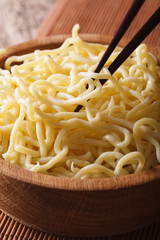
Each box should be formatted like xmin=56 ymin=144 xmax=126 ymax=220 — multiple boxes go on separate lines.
xmin=0 ymin=0 xmax=160 ymax=239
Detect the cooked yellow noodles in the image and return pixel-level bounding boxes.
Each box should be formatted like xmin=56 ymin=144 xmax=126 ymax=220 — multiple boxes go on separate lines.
xmin=0 ymin=24 xmax=160 ymax=178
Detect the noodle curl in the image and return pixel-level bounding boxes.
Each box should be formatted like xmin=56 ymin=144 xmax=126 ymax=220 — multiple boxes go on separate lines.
xmin=0 ymin=24 xmax=160 ymax=178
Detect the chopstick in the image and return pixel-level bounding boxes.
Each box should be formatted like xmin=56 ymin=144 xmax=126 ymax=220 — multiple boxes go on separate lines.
xmin=106 ymin=7 xmax=160 ymax=77
xmin=74 ymin=0 xmax=145 ymax=113
xmin=74 ymin=6 xmax=160 ymax=112
xmin=95 ymin=0 xmax=145 ymax=74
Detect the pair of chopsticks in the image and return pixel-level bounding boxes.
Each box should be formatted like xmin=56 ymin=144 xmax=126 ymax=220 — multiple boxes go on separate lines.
xmin=74 ymin=0 xmax=160 ymax=112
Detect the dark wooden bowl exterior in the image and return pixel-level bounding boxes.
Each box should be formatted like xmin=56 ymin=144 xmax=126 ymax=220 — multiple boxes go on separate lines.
xmin=0 ymin=35 xmax=160 ymax=237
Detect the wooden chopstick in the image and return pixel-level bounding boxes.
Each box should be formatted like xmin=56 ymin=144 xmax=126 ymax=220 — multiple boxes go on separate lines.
xmin=74 ymin=6 xmax=160 ymax=112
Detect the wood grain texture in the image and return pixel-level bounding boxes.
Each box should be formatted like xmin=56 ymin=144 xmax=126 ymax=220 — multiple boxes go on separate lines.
xmin=36 ymin=0 xmax=160 ymax=46
xmin=0 ymin=35 xmax=160 ymax=238
xmin=0 ymin=157 xmax=160 ymax=238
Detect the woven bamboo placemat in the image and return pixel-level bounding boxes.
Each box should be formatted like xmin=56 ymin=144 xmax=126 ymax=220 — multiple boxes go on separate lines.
xmin=0 ymin=211 xmax=160 ymax=240
xmin=36 ymin=0 xmax=160 ymax=45
xmin=0 ymin=0 xmax=160 ymax=239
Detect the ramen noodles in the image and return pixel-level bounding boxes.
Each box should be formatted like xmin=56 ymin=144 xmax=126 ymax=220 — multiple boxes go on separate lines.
xmin=0 ymin=24 xmax=160 ymax=178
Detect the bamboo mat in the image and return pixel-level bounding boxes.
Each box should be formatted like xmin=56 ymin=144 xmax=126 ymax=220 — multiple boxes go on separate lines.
xmin=1 ymin=0 xmax=160 ymax=239
xmin=36 ymin=0 xmax=160 ymax=45
xmin=0 ymin=211 xmax=160 ymax=240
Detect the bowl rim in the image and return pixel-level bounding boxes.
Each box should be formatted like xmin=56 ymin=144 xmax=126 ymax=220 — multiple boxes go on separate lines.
xmin=0 ymin=34 xmax=160 ymax=191
xmin=0 ymin=158 xmax=160 ymax=191
xmin=1 ymin=34 xmax=159 ymax=65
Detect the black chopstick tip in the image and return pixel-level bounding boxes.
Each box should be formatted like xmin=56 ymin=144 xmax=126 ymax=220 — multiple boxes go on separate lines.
xmin=74 ymin=104 xmax=83 ymax=112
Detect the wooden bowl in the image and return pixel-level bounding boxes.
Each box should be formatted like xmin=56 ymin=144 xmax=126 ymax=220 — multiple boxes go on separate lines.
xmin=0 ymin=35 xmax=160 ymax=238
